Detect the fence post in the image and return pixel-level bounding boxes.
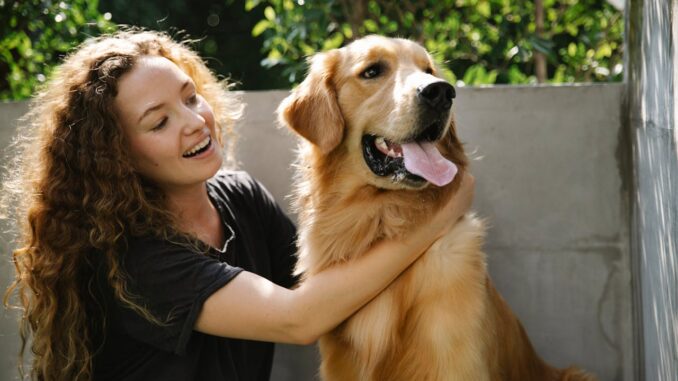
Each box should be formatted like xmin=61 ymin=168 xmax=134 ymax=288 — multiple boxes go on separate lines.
xmin=626 ymin=0 xmax=678 ymax=380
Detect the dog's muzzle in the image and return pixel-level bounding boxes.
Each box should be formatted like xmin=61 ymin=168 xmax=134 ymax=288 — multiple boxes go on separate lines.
xmin=361 ymin=81 xmax=458 ymax=188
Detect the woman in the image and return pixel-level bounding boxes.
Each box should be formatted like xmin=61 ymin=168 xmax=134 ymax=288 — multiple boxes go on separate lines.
xmin=2 ymin=30 xmax=474 ymax=381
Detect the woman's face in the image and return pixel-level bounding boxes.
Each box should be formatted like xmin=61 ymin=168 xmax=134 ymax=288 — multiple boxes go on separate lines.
xmin=114 ymin=55 xmax=222 ymax=192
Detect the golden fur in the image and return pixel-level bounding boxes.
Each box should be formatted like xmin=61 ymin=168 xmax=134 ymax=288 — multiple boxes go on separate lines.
xmin=279 ymin=35 xmax=596 ymax=381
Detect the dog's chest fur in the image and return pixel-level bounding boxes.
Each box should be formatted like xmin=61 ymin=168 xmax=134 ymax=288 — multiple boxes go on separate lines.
xmin=294 ymin=174 xmax=492 ymax=380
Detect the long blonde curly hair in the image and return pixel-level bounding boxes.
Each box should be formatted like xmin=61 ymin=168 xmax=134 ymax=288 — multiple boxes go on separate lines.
xmin=1 ymin=29 xmax=243 ymax=381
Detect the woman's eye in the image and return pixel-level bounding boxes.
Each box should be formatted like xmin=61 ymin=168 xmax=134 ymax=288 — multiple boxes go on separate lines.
xmin=152 ymin=117 xmax=168 ymax=131
xmin=187 ymin=94 xmax=198 ymax=105
xmin=361 ymin=63 xmax=383 ymax=79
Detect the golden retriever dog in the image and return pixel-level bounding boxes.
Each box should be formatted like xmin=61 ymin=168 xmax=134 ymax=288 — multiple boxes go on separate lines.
xmin=278 ymin=35 xmax=596 ymax=381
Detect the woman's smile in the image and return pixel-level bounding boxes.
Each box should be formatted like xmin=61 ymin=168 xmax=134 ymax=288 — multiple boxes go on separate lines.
xmin=183 ymin=136 xmax=212 ymax=158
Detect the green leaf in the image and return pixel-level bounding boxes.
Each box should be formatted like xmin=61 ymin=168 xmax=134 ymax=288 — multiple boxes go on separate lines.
xmin=264 ymin=6 xmax=276 ymax=21
xmin=596 ymin=43 xmax=612 ymax=59
xmin=342 ymin=23 xmax=353 ymax=39
xmin=252 ymin=20 xmax=271 ymax=37
xmin=477 ymin=1 xmax=490 ymax=18
xmin=507 ymin=65 xmax=528 ymax=84
xmin=551 ymin=66 xmax=566 ymax=83
xmin=322 ymin=32 xmax=344 ymax=50
xmin=486 ymin=69 xmax=498 ymax=84
xmin=283 ymin=0 xmax=295 ymax=11
xmin=403 ymin=12 xmax=414 ymax=28
xmin=566 ymin=24 xmax=578 ymax=36
xmin=567 ymin=43 xmax=577 ymax=57
xmin=299 ymin=42 xmax=316 ymax=56
xmin=245 ymin=0 xmax=261 ymax=11
xmin=462 ymin=64 xmax=486 ymax=85
xmin=364 ymin=19 xmax=379 ymax=33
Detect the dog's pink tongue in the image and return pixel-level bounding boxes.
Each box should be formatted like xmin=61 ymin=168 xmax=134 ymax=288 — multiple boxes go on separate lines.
xmin=401 ymin=142 xmax=458 ymax=186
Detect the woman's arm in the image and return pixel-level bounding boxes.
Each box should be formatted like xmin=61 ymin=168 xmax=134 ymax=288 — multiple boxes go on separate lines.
xmin=195 ymin=173 xmax=474 ymax=344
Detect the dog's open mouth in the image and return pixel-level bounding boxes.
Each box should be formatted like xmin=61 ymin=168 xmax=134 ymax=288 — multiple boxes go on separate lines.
xmin=362 ymin=134 xmax=458 ymax=187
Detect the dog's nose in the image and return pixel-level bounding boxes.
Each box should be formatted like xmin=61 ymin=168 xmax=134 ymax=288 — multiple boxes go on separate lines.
xmin=417 ymin=82 xmax=455 ymax=112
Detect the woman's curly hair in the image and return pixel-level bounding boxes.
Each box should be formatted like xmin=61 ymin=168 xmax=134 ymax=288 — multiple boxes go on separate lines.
xmin=1 ymin=29 xmax=243 ymax=380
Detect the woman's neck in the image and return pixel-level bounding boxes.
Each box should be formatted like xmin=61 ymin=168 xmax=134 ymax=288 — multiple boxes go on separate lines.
xmin=163 ymin=181 xmax=225 ymax=249
xmin=164 ymin=182 xmax=217 ymax=232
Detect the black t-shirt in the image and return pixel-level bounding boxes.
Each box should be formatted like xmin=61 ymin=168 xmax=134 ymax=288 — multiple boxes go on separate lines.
xmin=92 ymin=170 xmax=298 ymax=381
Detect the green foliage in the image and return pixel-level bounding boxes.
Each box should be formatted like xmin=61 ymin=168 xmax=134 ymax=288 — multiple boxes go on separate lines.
xmin=1 ymin=0 xmax=624 ymax=99
xmin=0 ymin=0 xmax=115 ymax=100
xmin=246 ymin=0 xmax=624 ymax=86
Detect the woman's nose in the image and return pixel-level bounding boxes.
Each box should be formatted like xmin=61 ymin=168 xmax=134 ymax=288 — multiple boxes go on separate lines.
xmin=181 ymin=104 xmax=206 ymax=134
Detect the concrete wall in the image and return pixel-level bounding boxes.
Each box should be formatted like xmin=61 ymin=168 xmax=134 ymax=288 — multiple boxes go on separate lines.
xmin=1 ymin=100 xmax=30 ymax=381
xmin=0 ymin=84 xmax=633 ymax=381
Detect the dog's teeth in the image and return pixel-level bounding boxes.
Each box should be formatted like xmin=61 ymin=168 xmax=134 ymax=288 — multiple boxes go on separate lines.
xmin=375 ymin=137 xmax=391 ymax=154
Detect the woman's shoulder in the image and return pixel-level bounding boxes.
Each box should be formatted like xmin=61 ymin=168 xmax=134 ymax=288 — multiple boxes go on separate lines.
xmin=209 ymin=169 xmax=256 ymax=190
xmin=208 ymin=169 xmax=270 ymax=202
xmin=207 ymin=169 xmax=285 ymax=224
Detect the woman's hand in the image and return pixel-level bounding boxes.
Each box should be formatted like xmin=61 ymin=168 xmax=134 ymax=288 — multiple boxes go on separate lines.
xmin=433 ymin=172 xmax=476 ymax=237
xmin=404 ymin=172 xmax=475 ymax=252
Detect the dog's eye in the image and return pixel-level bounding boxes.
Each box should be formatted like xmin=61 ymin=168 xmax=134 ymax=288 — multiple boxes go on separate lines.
xmin=425 ymin=67 xmax=434 ymax=75
xmin=361 ymin=63 xmax=383 ymax=79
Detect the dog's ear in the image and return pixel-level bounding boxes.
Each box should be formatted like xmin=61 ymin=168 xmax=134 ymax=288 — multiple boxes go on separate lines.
xmin=277 ymin=51 xmax=344 ymax=153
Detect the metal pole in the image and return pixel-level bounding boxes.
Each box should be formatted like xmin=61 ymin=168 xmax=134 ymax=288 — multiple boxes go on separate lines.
xmin=626 ymin=0 xmax=678 ymax=379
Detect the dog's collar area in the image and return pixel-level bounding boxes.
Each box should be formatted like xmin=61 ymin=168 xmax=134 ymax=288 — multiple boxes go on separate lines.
xmin=361 ymin=134 xmax=427 ymax=186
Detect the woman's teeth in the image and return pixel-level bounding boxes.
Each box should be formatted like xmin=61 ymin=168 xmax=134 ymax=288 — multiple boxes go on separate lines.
xmin=183 ymin=137 xmax=211 ymax=157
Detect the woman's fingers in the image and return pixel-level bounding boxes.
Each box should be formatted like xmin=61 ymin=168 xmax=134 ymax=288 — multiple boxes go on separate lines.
xmin=431 ymin=172 xmax=476 ymax=236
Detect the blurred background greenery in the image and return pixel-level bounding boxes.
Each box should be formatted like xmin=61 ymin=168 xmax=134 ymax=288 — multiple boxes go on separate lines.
xmin=1 ymin=0 xmax=623 ymax=100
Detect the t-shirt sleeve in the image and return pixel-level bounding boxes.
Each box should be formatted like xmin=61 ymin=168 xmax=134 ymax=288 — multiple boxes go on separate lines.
xmin=238 ymin=173 xmax=299 ymax=289
xmin=116 ymin=237 xmax=243 ymax=355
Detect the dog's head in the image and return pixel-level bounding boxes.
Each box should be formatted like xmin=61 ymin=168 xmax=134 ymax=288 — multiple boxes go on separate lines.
xmin=278 ymin=35 xmax=467 ymax=191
